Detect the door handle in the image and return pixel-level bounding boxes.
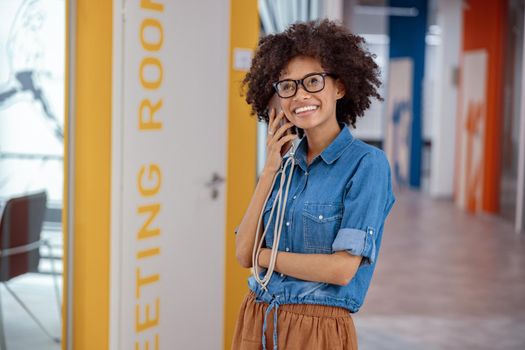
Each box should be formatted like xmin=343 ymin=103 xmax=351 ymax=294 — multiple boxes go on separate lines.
xmin=206 ymin=172 xmax=225 ymax=200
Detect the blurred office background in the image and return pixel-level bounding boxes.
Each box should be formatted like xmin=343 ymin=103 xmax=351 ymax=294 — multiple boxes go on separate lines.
xmin=0 ymin=0 xmax=523 ymax=349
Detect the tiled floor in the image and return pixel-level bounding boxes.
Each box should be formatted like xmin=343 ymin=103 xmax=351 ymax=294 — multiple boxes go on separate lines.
xmin=1 ymin=226 xmax=62 ymax=350
xmin=354 ymin=188 xmax=525 ymax=350
xmin=1 ymin=274 xmax=61 ymax=350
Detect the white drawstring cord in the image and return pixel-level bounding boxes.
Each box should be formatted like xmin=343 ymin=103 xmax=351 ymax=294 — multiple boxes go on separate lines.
xmin=252 ymin=145 xmax=297 ymax=290
xmin=251 ymin=144 xmax=297 ymax=350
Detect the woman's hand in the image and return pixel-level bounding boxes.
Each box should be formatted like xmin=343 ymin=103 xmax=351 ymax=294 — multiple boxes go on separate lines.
xmin=263 ymin=108 xmax=298 ymax=174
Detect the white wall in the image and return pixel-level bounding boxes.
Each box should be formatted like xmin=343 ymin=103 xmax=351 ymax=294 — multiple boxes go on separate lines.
xmin=344 ymin=0 xmax=389 ymax=141
xmin=428 ymin=0 xmax=462 ymax=198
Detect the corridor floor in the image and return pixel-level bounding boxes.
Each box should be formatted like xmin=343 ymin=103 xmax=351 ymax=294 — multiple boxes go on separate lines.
xmin=354 ymin=189 xmax=525 ymax=349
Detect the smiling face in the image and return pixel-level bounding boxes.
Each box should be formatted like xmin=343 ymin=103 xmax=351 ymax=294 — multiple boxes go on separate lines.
xmin=277 ymin=56 xmax=345 ymax=137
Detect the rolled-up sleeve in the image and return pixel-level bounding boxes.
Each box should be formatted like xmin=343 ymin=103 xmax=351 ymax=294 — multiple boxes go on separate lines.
xmin=332 ymin=151 xmax=395 ymax=266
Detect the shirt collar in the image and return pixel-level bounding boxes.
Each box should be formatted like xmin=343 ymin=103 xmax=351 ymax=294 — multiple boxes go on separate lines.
xmin=293 ymin=123 xmax=354 ymax=171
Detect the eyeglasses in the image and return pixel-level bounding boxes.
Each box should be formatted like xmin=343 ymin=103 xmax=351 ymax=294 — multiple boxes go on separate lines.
xmin=272 ymin=72 xmax=335 ymax=99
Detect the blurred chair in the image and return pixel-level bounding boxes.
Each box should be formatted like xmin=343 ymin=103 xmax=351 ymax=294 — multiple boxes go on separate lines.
xmin=0 ymin=191 xmax=60 ymax=349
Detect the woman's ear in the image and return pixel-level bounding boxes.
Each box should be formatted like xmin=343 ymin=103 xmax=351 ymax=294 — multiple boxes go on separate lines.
xmin=335 ymin=80 xmax=346 ymax=100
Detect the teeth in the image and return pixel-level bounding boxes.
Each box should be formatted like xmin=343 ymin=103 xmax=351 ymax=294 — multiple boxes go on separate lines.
xmin=294 ymin=105 xmax=318 ymax=114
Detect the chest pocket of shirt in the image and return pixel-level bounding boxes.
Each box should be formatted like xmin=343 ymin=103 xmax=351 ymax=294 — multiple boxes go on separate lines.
xmin=303 ymin=203 xmax=343 ymax=253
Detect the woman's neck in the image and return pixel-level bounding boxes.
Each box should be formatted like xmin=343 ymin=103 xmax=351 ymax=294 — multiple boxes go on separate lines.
xmin=305 ymin=119 xmax=341 ymax=164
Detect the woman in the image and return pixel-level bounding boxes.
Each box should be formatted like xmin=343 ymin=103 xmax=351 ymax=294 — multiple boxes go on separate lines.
xmin=233 ymin=19 xmax=395 ymax=350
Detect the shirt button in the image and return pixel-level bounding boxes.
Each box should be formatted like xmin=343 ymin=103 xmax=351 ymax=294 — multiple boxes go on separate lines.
xmin=318 ymin=215 xmax=324 ymax=220
xmin=305 ymin=172 xmax=309 ymax=176
xmin=293 ymin=195 xmax=297 ymax=200
xmin=286 ymin=221 xmax=290 ymax=226
xmin=285 ymin=247 xmax=290 ymax=252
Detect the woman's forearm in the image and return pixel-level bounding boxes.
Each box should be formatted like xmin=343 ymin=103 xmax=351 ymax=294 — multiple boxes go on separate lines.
xmin=235 ymin=169 xmax=277 ymax=268
xmin=258 ymin=249 xmax=362 ymax=286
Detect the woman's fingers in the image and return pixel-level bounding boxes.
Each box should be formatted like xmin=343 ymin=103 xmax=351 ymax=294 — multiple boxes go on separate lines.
xmin=275 ymin=133 xmax=298 ymax=147
xmin=280 ymin=136 xmax=296 ymax=156
xmin=268 ymin=122 xmax=294 ymax=145
xmin=267 ymin=108 xmax=278 ymax=139
xmin=268 ymin=107 xmax=275 ymax=127
xmin=267 ymin=110 xmax=292 ymax=141
xmin=265 ymin=109 xmax=297 ymax=167
xmin=274 ymin=134 xmax=298 ymax=155
xmin=269 ymin=110 xmax=284 ymax=134
xmin=266 ymin=122 xmax=294 ymax=149
xmin=263 ymin=114 xmax=297 ymax=173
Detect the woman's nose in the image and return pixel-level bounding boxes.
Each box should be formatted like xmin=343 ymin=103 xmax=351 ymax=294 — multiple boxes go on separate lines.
xmin=294 ymin=84 xmax=311 ymax=100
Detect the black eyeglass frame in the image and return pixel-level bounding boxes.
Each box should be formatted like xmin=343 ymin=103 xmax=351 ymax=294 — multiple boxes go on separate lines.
xmin=272 ymin=72 xmax=336 ymax=99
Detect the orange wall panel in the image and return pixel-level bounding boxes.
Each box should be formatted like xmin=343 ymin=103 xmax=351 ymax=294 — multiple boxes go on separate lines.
xmin=459 ymin=0 xmax=507 ymax=213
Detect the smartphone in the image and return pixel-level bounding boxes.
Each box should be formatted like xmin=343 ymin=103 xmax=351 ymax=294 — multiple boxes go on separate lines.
xmin=268 ymin=94 xmax=297 ymax=135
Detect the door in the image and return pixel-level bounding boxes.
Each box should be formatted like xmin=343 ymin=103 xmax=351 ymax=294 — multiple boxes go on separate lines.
xmin=110 ymin=0 xmax=230 ymax=348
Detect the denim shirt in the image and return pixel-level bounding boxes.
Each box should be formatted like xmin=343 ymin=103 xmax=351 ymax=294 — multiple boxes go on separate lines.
xmin=248 ymin=123 xmax=396 ymax=313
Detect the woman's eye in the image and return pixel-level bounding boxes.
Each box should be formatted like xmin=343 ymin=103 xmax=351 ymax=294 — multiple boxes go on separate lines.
xmin=280 ymin=82 xmax=294 ymax=91
xmin=306 ymin=77 xmax=321 ymax=87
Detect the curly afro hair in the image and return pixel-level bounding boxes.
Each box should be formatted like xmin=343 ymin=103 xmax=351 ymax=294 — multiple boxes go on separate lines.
xmin=242 ymin=19 xmax=382 ymax=132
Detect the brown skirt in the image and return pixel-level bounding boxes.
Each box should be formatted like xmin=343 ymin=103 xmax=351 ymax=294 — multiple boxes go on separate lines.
xmin=232 ymin=291 xmax=358 ymax=350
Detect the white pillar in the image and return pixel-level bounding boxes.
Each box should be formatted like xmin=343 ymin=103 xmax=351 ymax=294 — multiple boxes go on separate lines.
xmin=429 ymin=0 xmax=463 ymax=198
xmin=516 ymin=5 xmax=525 ymax=233
xmin=323 ymin=0 xmax=343 ymax=21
